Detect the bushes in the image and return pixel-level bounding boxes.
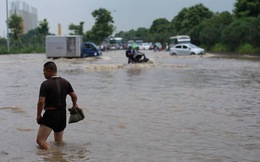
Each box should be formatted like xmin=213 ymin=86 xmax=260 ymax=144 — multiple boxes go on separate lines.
xmin=237 ymin=43 xmax=259 ymax=55
xmin=0 ymin=43 xmax=45 ymax=54
xmin=209 ymin=43 xmax=260 ymax=55
xmin=211 ymin=43 xmax=230 ymax=52
xmin=0 ymin=47 xmax=7 ymax=54
xmin=9 ymin=45 xmax=45 ymax=54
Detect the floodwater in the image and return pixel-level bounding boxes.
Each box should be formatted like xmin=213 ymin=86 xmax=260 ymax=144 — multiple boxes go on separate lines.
xmin=0 ymin=51 xmax=259 ymax=162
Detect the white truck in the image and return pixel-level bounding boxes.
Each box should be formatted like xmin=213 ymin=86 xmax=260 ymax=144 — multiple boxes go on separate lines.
xmin=45 ymin=35 xmax=102 ymax=58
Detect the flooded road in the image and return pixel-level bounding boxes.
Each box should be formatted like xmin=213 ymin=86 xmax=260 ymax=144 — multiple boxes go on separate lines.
xmin=0 ymin=51 xmax=259 ymax=162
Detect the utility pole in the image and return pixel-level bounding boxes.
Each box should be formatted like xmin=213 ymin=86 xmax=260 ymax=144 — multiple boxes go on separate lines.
xmin=6 ymin=0 xmax=10 ymax=53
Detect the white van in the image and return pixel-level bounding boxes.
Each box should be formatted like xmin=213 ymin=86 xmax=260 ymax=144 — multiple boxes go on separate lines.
xmin=169 ymin=35 xmax=191 ymax=48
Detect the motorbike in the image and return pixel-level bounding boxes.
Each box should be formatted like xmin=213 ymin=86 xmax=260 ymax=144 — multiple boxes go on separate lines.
xmin=126 ymin=50 xmax=150 ymax=64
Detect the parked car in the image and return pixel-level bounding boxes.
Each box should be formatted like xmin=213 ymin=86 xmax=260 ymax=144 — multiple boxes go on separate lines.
xmin=139 ymin=43 xmax=151 ymax=50
xmin=169 ymin=43 xmax=205 ymax=55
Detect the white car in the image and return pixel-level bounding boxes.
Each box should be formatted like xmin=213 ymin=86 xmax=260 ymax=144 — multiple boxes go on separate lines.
xmin=169 ymin=43 xmax=205 ymax=55
xmin=139 ymin=43 xmax=151 ymax=50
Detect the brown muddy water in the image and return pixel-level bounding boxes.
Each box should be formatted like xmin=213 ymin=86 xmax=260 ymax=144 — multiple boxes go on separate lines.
xmin=0 ymin=50 xmax=259 ymax=162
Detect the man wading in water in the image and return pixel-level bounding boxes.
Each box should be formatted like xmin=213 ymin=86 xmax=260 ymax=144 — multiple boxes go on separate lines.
xmin=36 ymin=61 xmax=79 ymax=150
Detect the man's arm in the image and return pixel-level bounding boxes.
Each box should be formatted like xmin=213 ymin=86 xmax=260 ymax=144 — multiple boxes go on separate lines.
xmin=37 ymin=97 xmax=45 ymax=122
xmin=69 ymin=92 xmax=78 ymax=108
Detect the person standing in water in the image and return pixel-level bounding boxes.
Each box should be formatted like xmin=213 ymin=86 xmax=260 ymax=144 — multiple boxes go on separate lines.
xmin=36 ymin=61 xmax=79 ymax=150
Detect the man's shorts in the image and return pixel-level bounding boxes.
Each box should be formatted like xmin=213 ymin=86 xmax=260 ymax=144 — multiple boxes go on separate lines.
xmin=38 ymin=108 xmax=66 ymax=132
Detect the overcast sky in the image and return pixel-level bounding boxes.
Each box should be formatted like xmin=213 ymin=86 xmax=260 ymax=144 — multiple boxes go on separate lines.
xmin=0 ymin=0 xmax=236 ymax=37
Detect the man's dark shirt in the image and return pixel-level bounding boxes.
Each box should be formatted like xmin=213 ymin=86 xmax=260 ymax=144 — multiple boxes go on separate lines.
xmin=39 ymin=77 xmax=74 ymax=109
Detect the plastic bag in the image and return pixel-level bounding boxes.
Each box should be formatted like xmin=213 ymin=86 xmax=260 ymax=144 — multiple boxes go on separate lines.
xmin=68 ymin=107 xmax=85 ymax=124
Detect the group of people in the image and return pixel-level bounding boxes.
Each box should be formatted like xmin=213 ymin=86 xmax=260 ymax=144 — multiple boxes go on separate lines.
xmin=125 ymin=46 xmax=149 ymax=64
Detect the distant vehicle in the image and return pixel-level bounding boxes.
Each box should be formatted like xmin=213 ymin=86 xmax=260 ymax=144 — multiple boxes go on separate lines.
xmin=81 ymin=42 xmax=102 ymax=57
xmin=127 ymin=38 xmax=144 ymax=49
xmin=127 ymin=40 xmax=134 ymax=48
xmin=134 ymin=39 xmax=143 ymax=45
xmin=109 ymin=37 xmax=124 ymax=50
xmin=45 ymin=35 xmax=102 ymax=58
xmin=153 ymin=42 xmax=162 ymax=51
xmin=169 ymin=35 xmax=191 ymax=48
xmin=139 ymin=43 xmax=151 ymax=50
xmin=169 ymin=43 xmax=205 ymax=55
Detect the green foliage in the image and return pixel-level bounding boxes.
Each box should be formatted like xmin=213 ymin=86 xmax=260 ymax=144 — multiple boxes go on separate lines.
xmin=135 ymin=28 xmax=150 ymax=42
xmin=1 ymin=1 xmax=259 ymax=55
xmin=171 ymin=3 xmax=214 ymax=34
xmin=237 ymin=43 xmax=256 ymax=54
xmin=250 ymin=15 xmax=260 ymax=47
xmin=8 ymin=15 xmax=23 ymax=40
xmin=85 ymin=8 xmax=115 ymax=44
xmin=0 ymin=38 xmax=8 ymax=54
xmin=5 ymin=40 xmax=45 ymax=54
xmin=150 ymin=18 xmax=170 ymax=33
xmin=221 ymin=17 xmax=256 ymax=50
xmin=0 ymin=44 xmax=7 ymax=54
xmin=69 ymin=22 xmax=84 ymax=35
xmin=0 ymin=38 xmax=6 ymax=45
xmin=37 ymin=19 xmax=49 ymax=35
xmin=211 ymin=43 xmax=230 ymax=52
xmin=191 ymin=11 xmax=233 ymax=47
xmin=0 ymin=18 xmax=49 ymax=54
xmin=234 ymin=0 xmax=260 ymax=18
xmin=116 ymin=29 xmax=137 ymax=42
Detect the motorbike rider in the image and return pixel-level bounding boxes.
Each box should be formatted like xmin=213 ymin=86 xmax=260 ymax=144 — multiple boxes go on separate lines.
xmin=133 ymin=47 xmax=149 ymax=62
xmin=126 ymin=46 xmax=149 ymax=64
xmin=125 ymin=46 xmax=136 ymax=64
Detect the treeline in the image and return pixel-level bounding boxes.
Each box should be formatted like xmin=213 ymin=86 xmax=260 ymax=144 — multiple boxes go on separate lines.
xmin=0 ymin=8 xmax=114 ymax=54
xmin=0 ymin=18 xmax=48 ymax=54
xmin=116 ymin=1 xmax=260 ymax=54
xmin=0 ymin=0 xmax=259 ymax=55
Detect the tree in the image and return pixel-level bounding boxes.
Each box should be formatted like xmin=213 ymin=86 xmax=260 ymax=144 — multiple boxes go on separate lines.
xmin=85 ymin=8 xmax=115 ymax=44
xmin=192 ymin=11 xmax=233 ymax=46
xmin=170 ymin=8 xmax=188 ymax=34
xmin=233 ymin=0 xmax=260 ymax=18
xmin=171 ymin=4 xmax=214 ymax=34
xmin=37 ymin=19 xmax=49 ymax=35
xmin=221 ymin=17 xmax=256 ymax=50
xmin=150 ymin=18 xmax=170 ymax=33
xmin=115 ymin=29 xmax=138 ymax=43
xmin=69 ymin=22 xmax=84 ymax=35
xmin=22 ymin=28 xmax=39 ymax=45
xmin=0 ymin=38 xmax=7 ymax=53
xmin=8 ymin=15 xmax=23 ymax=40
xmin=251 ymin=15 xmax=260 ymax=47
xmin=135 ymin=27 xmax=150 ymax=42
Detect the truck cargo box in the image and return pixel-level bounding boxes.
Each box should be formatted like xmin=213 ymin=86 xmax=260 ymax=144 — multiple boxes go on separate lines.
xmin=46 ymin=35 xmax=83 ymax=58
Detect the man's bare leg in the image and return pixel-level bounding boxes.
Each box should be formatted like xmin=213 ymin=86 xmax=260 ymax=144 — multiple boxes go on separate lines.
xmin=54 ymin=131 xmax=64 ymax=144
xmin=36 ymin=125 xmax=52 ymax=150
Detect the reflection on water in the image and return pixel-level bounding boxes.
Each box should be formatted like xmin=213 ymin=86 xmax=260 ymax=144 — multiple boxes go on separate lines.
xmin=0 ymin=51 xmax=259 ymax=162
xmin=126 ymin=67 xmax=143 ymax=76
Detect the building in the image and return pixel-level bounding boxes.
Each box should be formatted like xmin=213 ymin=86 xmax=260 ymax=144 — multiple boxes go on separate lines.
xmin=9 ymin=0 xmax=38 ymax=34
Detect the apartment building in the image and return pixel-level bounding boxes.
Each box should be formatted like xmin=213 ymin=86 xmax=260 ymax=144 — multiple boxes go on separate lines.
xmin=10 ymin=0 xmax=38 ymax=34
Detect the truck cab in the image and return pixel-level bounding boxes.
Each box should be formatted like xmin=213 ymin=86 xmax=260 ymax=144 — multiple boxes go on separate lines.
xmin=81 ymin=42 xmax=102 ymax=57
